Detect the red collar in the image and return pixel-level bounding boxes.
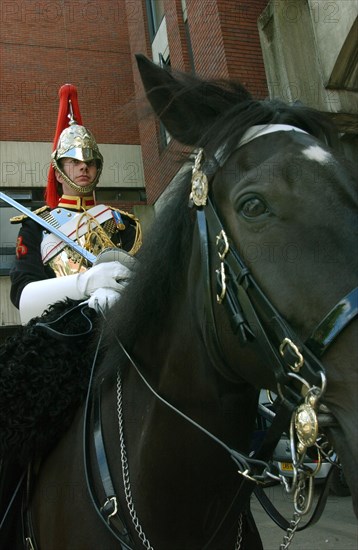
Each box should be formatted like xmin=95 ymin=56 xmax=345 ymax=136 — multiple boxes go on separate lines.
xmin=57 ymin=195 xmax=95 ymax=211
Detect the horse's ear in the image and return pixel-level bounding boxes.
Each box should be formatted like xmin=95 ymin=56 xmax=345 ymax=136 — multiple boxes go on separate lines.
xmin=135 ymin=54 xmax=249 ymax=147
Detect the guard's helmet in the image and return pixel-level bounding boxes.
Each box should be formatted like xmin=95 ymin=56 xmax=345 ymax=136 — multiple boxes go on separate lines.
xmin=54 ymin=124 xmax=102 ymax=164
xmin=45 ymin=84 xmax=103 ymax=208
xmin=51 ymin=121 xmax=103 ymax=194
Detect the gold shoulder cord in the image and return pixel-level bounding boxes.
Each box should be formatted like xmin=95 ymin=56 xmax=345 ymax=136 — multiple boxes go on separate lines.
xmin=74 ymin=210 xmax=142 ymax=270
xmin=75 ymin=211 xmax=116 ymax=271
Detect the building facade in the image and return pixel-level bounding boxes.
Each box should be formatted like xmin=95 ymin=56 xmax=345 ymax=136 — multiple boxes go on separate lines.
xmin=0 ymin=0 xmax=268 ymax=331
xmin=0 ymin=0 xmax=356 ymax=333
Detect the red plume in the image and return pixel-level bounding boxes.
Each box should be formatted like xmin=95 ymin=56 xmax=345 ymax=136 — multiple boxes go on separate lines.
xmin=45 ymin=84 xmax=83 ymax=208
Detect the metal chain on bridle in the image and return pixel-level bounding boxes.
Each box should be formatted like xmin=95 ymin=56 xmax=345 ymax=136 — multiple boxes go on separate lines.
xmin=115 ymin=367 xmax=244 ymax=550
xmin=116 ymin=368 xmax=154 ymax=550
xmin=115 ymin=369 xmax=243 ymax=550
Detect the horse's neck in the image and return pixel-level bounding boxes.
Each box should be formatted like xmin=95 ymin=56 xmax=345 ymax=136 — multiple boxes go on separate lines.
xmin=89 ymin=292 xmax=260 ymax=548
xmin=121 ymin=299 xmax=257 ymax=450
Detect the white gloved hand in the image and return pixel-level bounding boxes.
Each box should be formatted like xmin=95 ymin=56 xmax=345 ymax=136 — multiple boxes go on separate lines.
xmin=87 ymin=287 xmax=126 ymax=313
xmin=77 ymin=261 xmax=131 ymax=297
xmin=19 ymin=260 xmax=134 ymax=324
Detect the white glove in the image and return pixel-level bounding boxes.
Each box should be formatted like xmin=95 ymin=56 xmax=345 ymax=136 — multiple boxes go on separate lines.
xmin=19 ymin=261 xmax=132 ymax=324
xmin=76 ymin=261 xmax=131 ymax=296
xmin=87 ymin=287 xmax=126 ymax=312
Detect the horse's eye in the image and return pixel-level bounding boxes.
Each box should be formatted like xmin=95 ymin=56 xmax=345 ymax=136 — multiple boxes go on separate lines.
xmin=240 ymin=197 xmax=268 ymax=218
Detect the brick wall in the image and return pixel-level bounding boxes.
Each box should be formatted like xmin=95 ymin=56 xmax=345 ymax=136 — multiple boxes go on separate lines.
xmin=218 ymin=0 xmax=268 ymax=97
xmin=1 ymin=0 xmax=269 ymax=205
xmin=0 ymin=0 xmax=139 ymax=144
xmin=127 ymin=0 xmax=269 ymax=204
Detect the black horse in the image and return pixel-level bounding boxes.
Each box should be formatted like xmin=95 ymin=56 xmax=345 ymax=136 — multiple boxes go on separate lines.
xmin=2 ymin=55 xmax=357 ymax=549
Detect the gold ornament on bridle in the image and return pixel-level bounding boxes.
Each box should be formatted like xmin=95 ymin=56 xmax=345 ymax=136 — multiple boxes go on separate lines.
xmin=189 ymin=149 xmax=209 ymax=207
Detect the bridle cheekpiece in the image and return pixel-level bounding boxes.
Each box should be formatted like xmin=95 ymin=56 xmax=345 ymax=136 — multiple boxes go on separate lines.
xmin=189 ymin=125 xmax=358 ymax=529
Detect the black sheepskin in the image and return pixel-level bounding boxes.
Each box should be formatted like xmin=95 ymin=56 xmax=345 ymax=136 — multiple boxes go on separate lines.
xmin=0 ymin=299 xmax=100 ymax=466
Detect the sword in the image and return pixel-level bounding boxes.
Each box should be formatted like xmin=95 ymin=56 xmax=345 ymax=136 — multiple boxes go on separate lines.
xmin=0 ymin=191 xmax=96 ymax=264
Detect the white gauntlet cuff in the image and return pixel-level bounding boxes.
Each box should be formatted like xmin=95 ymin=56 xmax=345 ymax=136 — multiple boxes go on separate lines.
xmin=19 ymin=273 xmax=83 ymax=325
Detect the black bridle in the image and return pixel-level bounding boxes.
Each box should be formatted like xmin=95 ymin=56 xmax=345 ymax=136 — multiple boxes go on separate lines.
xmin=199 ymin=196 xmax=358 ymax=397
xmin=24 ymin=127 xmax=357 ymax=549
xmin=194 ymin=128 xmax=357 ymax=473
xmin=85 ymin=137 xmax=356 ymax=547
xmin=190 ymin=123 xmax=357 ymax=399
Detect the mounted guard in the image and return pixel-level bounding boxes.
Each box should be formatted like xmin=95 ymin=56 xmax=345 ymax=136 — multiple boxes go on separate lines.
xmin=0 ymin=83 xmax=142 ymax=547
xmin=8 ymin=83 xmax=141 ymax=324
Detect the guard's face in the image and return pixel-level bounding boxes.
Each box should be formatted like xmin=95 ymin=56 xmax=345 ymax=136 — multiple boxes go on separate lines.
xmin=56 ymin=158 xmax=98 ymax=194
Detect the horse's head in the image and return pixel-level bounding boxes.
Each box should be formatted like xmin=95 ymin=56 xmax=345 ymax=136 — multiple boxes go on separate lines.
xmin=136 ymin=55 xmax=358 ymax=514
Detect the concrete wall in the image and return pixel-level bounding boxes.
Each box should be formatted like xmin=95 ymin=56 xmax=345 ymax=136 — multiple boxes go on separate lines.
xmin=310 ymin=0 xmax=358 ymax=90
xmin=258 ymin=0 xmax=358 ymax=133
xmin=0 ymin=142 xmax=144 ymax=189
xmin=0 ymin=277 xmax=21 ymax=327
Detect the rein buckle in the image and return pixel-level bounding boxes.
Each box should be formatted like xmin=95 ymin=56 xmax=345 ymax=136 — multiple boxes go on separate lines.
xmin=101 ymin=496 xmax=118 ymax=523
xmin=279 ymin=337 xmax=304 ymax=372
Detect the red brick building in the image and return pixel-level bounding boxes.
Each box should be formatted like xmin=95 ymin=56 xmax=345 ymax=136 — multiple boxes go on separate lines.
xmin=126 ymin=0 xmax=268 ymax=203
xmin=0 ymin=0 xmax=268 ymax=205
xmin=0 ymin=0 xmax=268 ymax=328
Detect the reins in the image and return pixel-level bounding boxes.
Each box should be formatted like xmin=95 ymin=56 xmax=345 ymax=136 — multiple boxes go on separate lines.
xmin=82 ymin=324 xmax=135 ymax=550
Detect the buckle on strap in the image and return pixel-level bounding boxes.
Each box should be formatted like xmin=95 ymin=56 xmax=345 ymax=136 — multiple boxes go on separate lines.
xmin=25 ymin=538 xmax=35 ymax=550
xmin=100 ymin=496 xmax=118 ymax=523
xmin=279 ymin=337 xmax=304 ymax=372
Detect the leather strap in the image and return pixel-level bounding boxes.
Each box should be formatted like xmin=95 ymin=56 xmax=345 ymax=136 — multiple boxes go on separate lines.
xmin=35 ymin=302 xmax=94 ymax=341
xmin=22 ymin=465 xmax=39 ymax=550
xmin=204 ymin=196 xmax=357 ymax=391
xmin=254 ymin=465 xmax=335 ymax=531
xmin=83 ymin=330 xmax=134 ymax=549
xmin=0 ymin=466 xmax=26 ymax=533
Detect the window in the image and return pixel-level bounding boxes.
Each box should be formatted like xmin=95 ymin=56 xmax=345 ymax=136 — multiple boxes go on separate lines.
xmin=181 ymin=0 xmax=187 ymax=22
xmin=0 ymin=206 xmax=21 ymax=275
xmin=147 ymin=0 xmax=165 ymax=41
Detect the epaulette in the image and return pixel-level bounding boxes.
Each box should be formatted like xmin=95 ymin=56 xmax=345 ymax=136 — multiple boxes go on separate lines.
xmin=109 ymin=207 xmax=142 ymax=255
xmin=10 ymin=205 xmax=51 ymax=224
xmin=109 ymin=207 xmax=138 ymax=223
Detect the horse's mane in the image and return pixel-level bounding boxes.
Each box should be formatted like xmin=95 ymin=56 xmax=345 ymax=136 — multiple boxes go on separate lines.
xmin=102 ymin=71 xmax=340 ymax=362
xmin=104 ymin=168 xmax=194 ymax=350
xmin=141 ymin=66 xmax=339 ymax=154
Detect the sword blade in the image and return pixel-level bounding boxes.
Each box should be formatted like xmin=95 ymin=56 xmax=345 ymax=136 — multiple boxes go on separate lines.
xmin=0 ymin=192 xmax=96 ymax=264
